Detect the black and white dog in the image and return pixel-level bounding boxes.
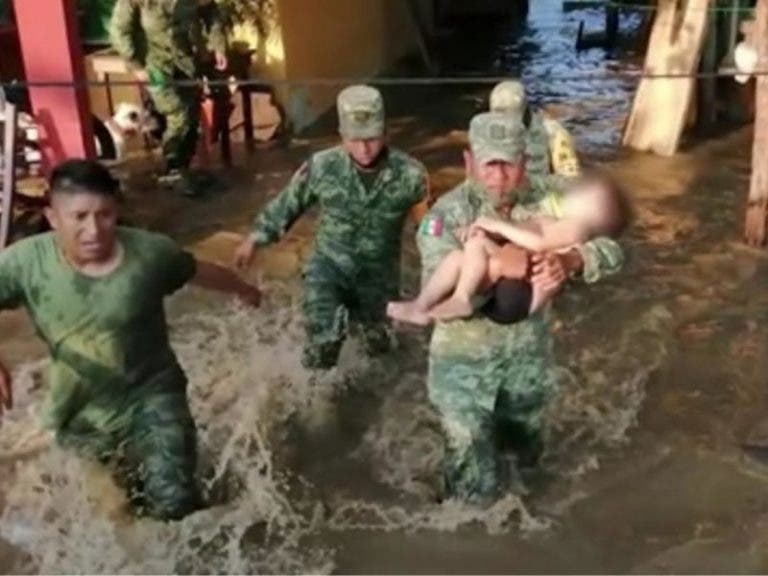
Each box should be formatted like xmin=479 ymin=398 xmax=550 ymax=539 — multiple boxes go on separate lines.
xmin=94 ymin=97 xmax=166 ymax=161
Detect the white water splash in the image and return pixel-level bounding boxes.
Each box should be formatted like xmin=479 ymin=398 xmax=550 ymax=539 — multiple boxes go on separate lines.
xmin=1 ymin=288 xmax=336 ymax=574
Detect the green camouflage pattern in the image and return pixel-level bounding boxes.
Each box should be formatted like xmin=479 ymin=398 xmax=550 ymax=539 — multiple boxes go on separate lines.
xmin=469 ymin=112 xmax=526 ymax=166
xmin=0 ymin=228 xmax=200 ymax=520
xmin=110 ymin=0 xmax=227 ymax=171
xmin=514 ymin=110 xmax=582 ymax=182
xmin=110 ymin=0 xmax=227 ymax=79
xmin=489 ymin=80 xmax=527 ymax=118
xmin=337 ymin=85 xmax=386 ymax=140
xmin=250 ymin=146 xmax=428 ymax=369
xmin=59 ymin=388 xmax=199 ymax=520
xmin=417 ymin=178 xmax=623 ymax=502
xmin=488 ymin=82 xmax=580 ymax=180
xmin=148 ymin=82 xmax=201 ymax=171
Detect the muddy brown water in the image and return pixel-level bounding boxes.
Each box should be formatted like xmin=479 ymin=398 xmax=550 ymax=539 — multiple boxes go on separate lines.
xmin=3 ymin=2 xmax=768 ymax=574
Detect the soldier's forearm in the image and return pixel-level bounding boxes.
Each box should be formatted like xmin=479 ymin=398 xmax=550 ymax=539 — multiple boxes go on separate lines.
xmin=576 ymin=236 xmax=624 ymax=284
xmin=192 ymin=261 xmax=261 ymax=305
xmin=561 ymin=247 xmax=584 ymax=277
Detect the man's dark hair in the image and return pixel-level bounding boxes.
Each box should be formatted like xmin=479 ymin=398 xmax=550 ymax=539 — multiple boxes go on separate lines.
xmin=50 ymin=159 xmax=120 ymax=198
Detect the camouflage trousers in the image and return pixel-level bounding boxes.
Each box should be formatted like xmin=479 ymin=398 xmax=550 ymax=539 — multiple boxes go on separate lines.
xmin=148 ymin=75 xmax=201 ymax=172
xmin=56 ymin=388 xmax=199 ymax=521
xmin=302 ymin=254 xmax=398 ymax=370
xmin=428 ymin=320 xmax=558 ymax=503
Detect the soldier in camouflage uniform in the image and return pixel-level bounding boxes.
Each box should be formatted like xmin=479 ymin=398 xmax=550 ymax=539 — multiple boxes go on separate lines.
xmin=490 ymin=80 xmax=581 ymax=181
xmin=234 ymin=85 xmax=429 ymax=370
xmin=110 ymin=0 xmax=228 ymax=196
xmin=0 ymin=161 xmax=260 ymax=520
xmin=418 ymin=113 xmax=623 ymax=503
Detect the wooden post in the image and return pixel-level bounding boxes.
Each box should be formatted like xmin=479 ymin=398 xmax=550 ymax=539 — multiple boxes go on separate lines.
xmin=622 ymin=0 xmax=711 ymax=156
xmin=744 ymin=0 xmax=768 ymax=246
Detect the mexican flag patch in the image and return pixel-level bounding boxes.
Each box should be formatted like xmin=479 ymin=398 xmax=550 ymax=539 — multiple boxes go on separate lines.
xmin=420 ymin=215 xmax=444 ymax=237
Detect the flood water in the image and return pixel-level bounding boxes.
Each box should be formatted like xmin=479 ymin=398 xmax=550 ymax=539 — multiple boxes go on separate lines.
xmin=3 ymin=1 xmax=768 ymax=573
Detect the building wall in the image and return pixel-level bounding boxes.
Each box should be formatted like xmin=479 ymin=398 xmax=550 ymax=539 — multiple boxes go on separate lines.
xmin=276 ymin=0 xmax=433 ymax=131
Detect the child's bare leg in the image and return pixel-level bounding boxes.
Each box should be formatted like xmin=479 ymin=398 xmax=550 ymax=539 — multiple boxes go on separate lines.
xmin=387 ymin=249 xmax=464 ymax=325
xmin=431 ymin=236 xmax=498 ymax=320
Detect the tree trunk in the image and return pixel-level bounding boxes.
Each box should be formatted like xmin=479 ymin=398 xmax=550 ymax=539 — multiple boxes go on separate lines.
xmin=622 ymin=0 xmax=711 ymax=156
xmin=745 ymin=0 xmax=768 ymax=246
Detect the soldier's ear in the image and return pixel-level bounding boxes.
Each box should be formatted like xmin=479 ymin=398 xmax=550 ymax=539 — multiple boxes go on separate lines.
xmin=463 ymin=149 xmax=476 ymax=180
xmin=44 ymin=206 xmax=59 ymax=231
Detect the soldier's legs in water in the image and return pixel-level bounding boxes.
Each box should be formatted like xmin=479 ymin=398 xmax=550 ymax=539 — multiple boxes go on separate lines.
xmin=303 ymin=259 xmax=349 ymax=370
xmin=149 ymin=83 xmax=200 ymax=184
xmin=493 ymin=360 xmax=558 ymax=469
xmin=177 ymin=85 xmax=201 ymax=172
xmin=493 ymin=391 xmax=546 ymax=469
xmin=56 ymin=414 xmax=145 ymax=515
xmin=429 ymin=361 xmax=503 ymax=503
xmin=351 ymin=273 xmax=398 ymax=357
xmin=130 ymin=390 xmax=200 ymax=521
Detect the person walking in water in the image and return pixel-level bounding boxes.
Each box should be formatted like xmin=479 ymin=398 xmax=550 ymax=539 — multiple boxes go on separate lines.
xmin=233 ymin=85 xmax=430 ymax=370
xmin=0 ymin=160 xmax=260 ymax=520
xmin=417 ymin=112 xmax=623 ymax=503
xmin=110 ymin=0 xmax=229 ymax=197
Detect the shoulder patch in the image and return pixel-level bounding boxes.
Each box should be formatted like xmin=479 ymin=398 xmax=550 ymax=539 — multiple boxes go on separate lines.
xmin=419 ymin=214 xmax=444 ymax=237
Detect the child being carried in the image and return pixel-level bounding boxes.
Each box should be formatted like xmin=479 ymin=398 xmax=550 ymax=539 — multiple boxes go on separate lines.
xmin=388 ymin=175 xmax=628 ymax=326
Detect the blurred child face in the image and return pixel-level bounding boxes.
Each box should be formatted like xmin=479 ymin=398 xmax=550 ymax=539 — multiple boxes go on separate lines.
xmin=562 ymin=180 xmax=620 ymax=236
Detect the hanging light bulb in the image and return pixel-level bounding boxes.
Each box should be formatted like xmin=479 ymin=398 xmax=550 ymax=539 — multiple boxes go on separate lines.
xmin=735 ymin=41 xmax=759 ymax=84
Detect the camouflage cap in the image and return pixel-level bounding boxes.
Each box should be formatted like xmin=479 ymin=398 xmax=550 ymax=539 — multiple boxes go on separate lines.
xmin=337 ymin=85 xmax=385 ymax=139
xmin=469 ymin=112 xmax=526 ymax=166
xmin=489 ymin=80 xmax=527 ymax=118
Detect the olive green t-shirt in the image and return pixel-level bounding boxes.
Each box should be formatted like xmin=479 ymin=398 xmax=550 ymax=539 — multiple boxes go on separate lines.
xmin=0 ymin=228 xmax=197 ymax=434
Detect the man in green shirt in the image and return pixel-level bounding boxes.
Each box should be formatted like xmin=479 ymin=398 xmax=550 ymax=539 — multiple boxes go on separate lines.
xmin=0 ymin=160 xmax=259 ymax=520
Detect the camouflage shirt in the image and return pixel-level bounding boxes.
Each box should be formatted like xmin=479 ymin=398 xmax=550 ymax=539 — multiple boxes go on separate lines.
xmin=525 ymin=110 xmax=581 ymax=182
xmin=110 ymin=0 xmax=228 ymax=79
xmin=417 ymin=178 xmax=623 ymax=408
xmin=250 ymin=146 xmax=428 ymax=275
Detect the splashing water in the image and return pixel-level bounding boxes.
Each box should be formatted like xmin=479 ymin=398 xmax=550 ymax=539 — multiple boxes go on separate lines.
xmin=1 ymin=288 xmax=336 ymax=574
xmin=0 ymin=274 xmax=673 ymax=573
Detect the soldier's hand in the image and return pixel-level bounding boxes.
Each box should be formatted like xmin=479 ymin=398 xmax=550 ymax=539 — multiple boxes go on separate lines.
xmin=454 ymin=226 xmax=471 ymax=243
xmin=531 ymin=252 xmax=568 ymax=295
xmin=0 ymin=361 xmax=12 ymax=417
xmin=463 ymin=149 xmax=477 ymax=182
xmin=215 ymin=52 xmax=228 ymax=71
xmin=233 ymin=238 xmax=256 ymax=270
xmin=235 ymin=280 xmax=261 ymax=308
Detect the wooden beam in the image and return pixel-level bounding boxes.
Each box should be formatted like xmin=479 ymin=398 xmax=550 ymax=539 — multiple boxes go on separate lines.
xmin=622 ymin=0 xmax=711 ymax=156
xmin=744 ymin=0 xmax=768 ymax=245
